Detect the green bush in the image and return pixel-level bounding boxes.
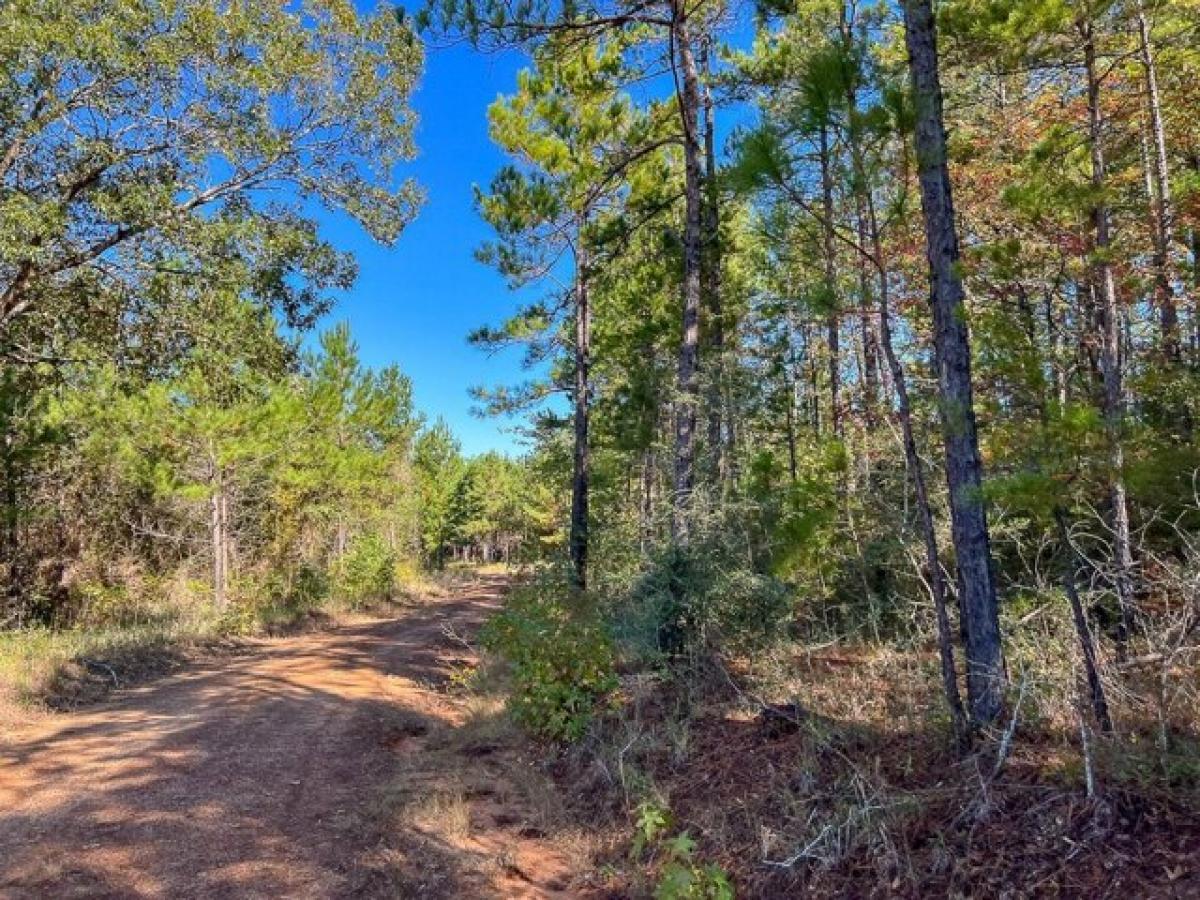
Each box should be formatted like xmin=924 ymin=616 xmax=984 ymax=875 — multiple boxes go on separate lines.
xmin=333 ymin=533 xmax=396 ymax=608
xmin=482 ymin=577 xmax=618 ymax=742
xmin=654 ymin=834 xmax=734 ymax=900
xmin=623 ymin=542 xmax=791 ymax=661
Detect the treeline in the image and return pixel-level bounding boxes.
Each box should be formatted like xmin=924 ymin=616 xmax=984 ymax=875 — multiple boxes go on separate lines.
xmin=0 ymin=1 xmax=545 ymax=630
xmin=443 ymin=0 xmax=1200 ymax=744
xmin=3 ymin=315 xmax=543 ymax=629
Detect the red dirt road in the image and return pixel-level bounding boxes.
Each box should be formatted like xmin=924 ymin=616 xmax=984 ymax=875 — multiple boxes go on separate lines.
xmin=0 ymin=577 xmax=571 ymax=899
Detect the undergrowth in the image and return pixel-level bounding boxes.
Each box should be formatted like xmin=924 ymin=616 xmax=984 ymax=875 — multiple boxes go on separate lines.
xmin=479 ymin=546 xmax=1200 ymax=897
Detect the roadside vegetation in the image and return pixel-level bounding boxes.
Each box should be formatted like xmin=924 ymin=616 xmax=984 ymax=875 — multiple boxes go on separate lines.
xmin=427 ymin=0 xmax=1200 ymax=894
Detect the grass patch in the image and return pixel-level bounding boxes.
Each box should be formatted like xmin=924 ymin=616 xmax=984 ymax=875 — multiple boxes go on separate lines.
xmin=379 ymin=651 xmax=597 ymax=897
xmin=0 ymin=613 xmax=231 ymax=716
xmin=0 ymin=573 xmax=446 ymax=718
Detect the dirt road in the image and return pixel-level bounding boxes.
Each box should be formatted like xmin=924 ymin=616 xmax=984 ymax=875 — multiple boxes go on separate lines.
xmin=0 ymin=577 xmax=576 ymax=899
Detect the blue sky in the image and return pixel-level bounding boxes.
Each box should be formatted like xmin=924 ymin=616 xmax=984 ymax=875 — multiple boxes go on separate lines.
xmin=318 ymin=39 xmax=534 ymax=457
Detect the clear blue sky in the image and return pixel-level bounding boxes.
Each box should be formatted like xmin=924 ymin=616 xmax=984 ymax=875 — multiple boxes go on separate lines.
xmin=318 ymin=38 xmax=534 ymax=457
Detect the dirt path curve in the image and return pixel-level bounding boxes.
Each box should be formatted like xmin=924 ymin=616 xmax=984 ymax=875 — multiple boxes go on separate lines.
xmin=0 ymin=576 xmax=576 ymax=899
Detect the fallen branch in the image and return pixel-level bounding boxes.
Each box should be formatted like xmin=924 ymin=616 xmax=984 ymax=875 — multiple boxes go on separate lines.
xmin=79 ymin=657 xmax=119 ymax=686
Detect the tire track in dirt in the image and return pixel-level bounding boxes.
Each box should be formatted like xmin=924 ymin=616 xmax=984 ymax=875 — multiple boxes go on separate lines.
xmin=0 ymin=576 xmax=578 ymax=899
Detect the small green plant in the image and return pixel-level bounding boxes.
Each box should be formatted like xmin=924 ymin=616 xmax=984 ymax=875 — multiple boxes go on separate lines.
xmin=632 ymin=800 xmax=673 ymax=858
xmin=631 ymin=800 xmax=734 ymax=899
xmin=482 ymin=577 xmax=617 ymax=741
xmin=655 ymin=833 xmax=734 ymax=900
xmin=215 ymin=598 xmax=261 ymax=636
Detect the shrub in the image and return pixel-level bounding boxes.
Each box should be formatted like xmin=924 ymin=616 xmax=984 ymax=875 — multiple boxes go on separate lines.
xmin=654 ymin=833 xmax=734 ymax=900
xmin=333 ymin=533 xmax=396 ymax=608
xmin=622 ymin=542 xmax=792 ymax=662
xmin=482 ymin=576 xmax=617 ymax=742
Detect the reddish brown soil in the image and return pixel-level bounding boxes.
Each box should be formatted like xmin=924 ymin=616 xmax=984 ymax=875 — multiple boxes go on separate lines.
xmin=0 ymin=577 xmax=577 ymax=899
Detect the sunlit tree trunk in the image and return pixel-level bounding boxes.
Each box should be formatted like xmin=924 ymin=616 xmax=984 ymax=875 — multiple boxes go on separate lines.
xmin=569 ymin=237 xmax=591 ymax=589
xmin=1136 ymin=0 xmax=1180 ymax=360
xmin=1082 ymin=17 xmax=1136 ymax=660
xmin=210 ymin=464 xmax=228 ymax=609
xmin=671 ymin=5 xmax=704 ymax=545
xmin=701 ymin=38 xmax=727 ymax=488
xmin=818 ymin=125 xmax=842 ymax=442
xmin=903 ymin=0 xmax=1005 ymax=726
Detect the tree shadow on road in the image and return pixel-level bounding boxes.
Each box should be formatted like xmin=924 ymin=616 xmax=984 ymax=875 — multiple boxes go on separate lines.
xmin=0 ymin=578 xmax=521 ymax=899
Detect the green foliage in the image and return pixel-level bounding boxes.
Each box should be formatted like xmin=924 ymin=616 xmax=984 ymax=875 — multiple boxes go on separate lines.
xmin=631 ymin=800 xmax=735 ymax=900
xmin=333 ymin=534 xmax=396 ymax=608
xmin=0 ymin=0 xmax=422 ymax=344
xmin=632 ymin=799 xmax=674 ymax=858
xmin=623 ymin=540 xmax=793 ymax=662
xmin=482 ymin=576 xmax=618 ymax=741
xmin=654 ymin=836 xmax=734 ymax=900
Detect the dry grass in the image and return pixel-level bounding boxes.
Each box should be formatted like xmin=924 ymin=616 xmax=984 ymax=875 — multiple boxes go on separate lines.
xmin=530 ymin=607 xmax=1200 ymax=898
xmin=0 ymin=614 xmax=236 ymax=720
xmin=0 ymin=573 xmax=440 ymax=720
xmin=378 ymin=660 xmax=601 ymax=898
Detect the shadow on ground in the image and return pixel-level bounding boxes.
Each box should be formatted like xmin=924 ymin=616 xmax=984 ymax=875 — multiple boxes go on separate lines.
xmin=0 ymin=578 xmax=512 ymax=899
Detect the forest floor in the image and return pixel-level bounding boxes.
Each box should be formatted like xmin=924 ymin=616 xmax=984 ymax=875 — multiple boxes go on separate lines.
xmin=0 ymin=575 xmax=584 ymax=899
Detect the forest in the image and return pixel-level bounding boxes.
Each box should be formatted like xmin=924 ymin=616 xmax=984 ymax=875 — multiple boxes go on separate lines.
xmin=3 ymin=0 xmax=1200 ymax=897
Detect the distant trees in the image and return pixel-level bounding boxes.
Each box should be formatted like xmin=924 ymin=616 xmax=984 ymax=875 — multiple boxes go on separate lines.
xmin=3 ymin=304 xmax=540 ymax=625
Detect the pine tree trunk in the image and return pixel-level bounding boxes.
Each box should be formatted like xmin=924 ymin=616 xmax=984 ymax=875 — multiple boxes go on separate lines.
xmin=640 ymin=447 xmax=655 ymax=554
xmin=1055 ymin=508 xmax=1114 ymax=733
xmin=1136 ymin=0 xmax=1180 ymax=359
xmin=671 ymin=7 xmax=704 ymax=545
xmin=863 ymin=182 xmax=967 ymax=743
xmin=903 ymin=0 xmax=1005 ymax=726
xmin=856 ymin=217 xmax=880 ymax=429
xmin=843 ymin=53 xmax=879 ymax=428
xmin=700 ymin=39 xmax=725 ymax=487
xmin=569 ymin=239 xmax=591 ymax=589
xmin=818 ymin=126 xmax=842 ymax=441
xmin=1193 ymin=223 xmax=1200 ymax=360
xmin=1 ymin=422 xmax=17 ymax=606
xmin=1083 ymin=18 xmax=1137 ymax=660
xmin=211 ymin=482 xmax=227 ymax=608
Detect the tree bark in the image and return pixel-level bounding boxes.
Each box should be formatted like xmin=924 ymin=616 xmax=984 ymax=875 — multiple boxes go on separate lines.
xmin=671 ymin=7 xmax=704 ymax=545
xmin=1083 ymin=18 xmax=1136 ymax=660
xmin=858 ymin=160 xmax=967 ymax=743
xmin=1 ymin=422 xmax=17 ymax=605
xmin=902 ymin=0 xmax=1005 ymax=726
xmin=1055 ymin=508 xmax=1114 ymax=733
xmin=211 ymin=477 xmax=227 ymax=609
xmin=1193 ymin=223 xmax=1200 ymax=361
xmin=569 ymin=238 xmax=591 ymax=589
xmin=841 ymin=29 xmax=879 ymax=428
xmin=818 ymin=125 xmax=843 ymax=442
xmin=1136 ymin=0 xmax=1180 ymax=360
xmin=700 ymin=39 xmax=726 ymax=487
xmin=640 ymin=447 xmax=655 ymax=554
